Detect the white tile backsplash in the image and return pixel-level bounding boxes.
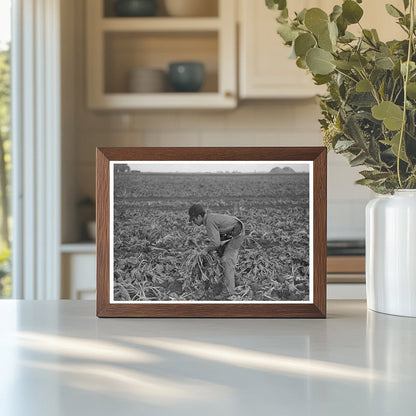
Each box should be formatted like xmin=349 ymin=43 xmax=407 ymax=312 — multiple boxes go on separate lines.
xmin=178 ymin=111 xmax=227 ymax=130
xmin=142 ymin=130 xmax=200 ymax=147
xmin=328 ymin=199 xmax=369 ymax=240
xmin=327 ymin=152 xmax=375 ymax=201
xmin=133 ymin=112 xmax=180 ymax=130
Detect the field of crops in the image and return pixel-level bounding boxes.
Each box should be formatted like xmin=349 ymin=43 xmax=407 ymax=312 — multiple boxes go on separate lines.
xmin=113 ymin=171 xmax=310 ymax=302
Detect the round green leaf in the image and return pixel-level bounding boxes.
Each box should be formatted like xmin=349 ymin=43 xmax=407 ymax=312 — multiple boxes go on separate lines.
xmin=318 ymin=28 xmax=333 ymax=52
xmin=375 ymin=56 xmax=395 ymax=70
xmin=401 ymin=61 xmax=416 ymax=76
xmin=333 ymin=60 xmax=353 ymax=70
xmin=304 ymin=8 xmax=329 ymax=35
xmin=350 ymin=54 xmax=368 ymax=70
xmin=266 ymin=0 xmax=287 ymax=11
xmin=371 ymin=101 xmax=404 ymax=131
xmin=328 ymin=21 xmax=338 ymax=43
xmin=296 ymin=8 xmax=307 ymax=23
xmin=277 ymin=23 xmax=298 ymax=43
xmin=356 ymin=80 xmax=372 ymax=92
xmin=296 ymin=57 xmax=308 ymax=69
xmin=306 ymin=48 xmax=335 ymax=75
xmin=388 ymin=132 xmax=408 ymax=162
xmin=339 ymin=31 xmax=356 ymax=43
xmin=407 ymin=82 xmax=416 ymax=99
xmin=336 ymin=15 xmax=348 ymax=36
xmin=342 ymin=0 xmax=363 ymax=24
xmin=313 ymin=74 xmax=332 ymax=85
xmin=294 ymin=33 xmax=316 ymax=58
xmin=330 ymin=5 xmax=342 ymax=22
xmin=318 ymin=22 xmax=338 ymax=52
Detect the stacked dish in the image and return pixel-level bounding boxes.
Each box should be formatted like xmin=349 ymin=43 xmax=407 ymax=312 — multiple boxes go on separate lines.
xmin=164 ymin=0 xmax=217 ymax=17
xmin=128 ymin=68 xmax=167 ymax=93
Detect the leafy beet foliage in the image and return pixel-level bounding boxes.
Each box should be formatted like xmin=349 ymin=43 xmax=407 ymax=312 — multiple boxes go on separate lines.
xmin=113 ymin=172 xmax=310 ymax=302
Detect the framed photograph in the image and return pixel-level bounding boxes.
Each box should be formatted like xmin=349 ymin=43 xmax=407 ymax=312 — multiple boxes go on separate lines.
xmin=96 ymin=147 xmax=327 ymax=318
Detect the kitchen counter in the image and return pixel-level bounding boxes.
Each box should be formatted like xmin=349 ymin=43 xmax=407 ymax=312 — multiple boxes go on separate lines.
xmin=0 ymin=300 xmax=415 ymax=415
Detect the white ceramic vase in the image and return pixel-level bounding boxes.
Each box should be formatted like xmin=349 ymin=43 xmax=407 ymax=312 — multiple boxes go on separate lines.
xmin=366 ymin=190 xmax=416 ymax=317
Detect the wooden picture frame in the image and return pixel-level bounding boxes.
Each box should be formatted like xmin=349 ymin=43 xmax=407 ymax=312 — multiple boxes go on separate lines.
xmin=96 ymin=147 xmax=327 ymax=318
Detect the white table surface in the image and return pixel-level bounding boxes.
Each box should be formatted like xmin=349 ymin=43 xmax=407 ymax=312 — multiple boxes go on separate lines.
xmin=0 ymin=300 xmax=415 ymax=416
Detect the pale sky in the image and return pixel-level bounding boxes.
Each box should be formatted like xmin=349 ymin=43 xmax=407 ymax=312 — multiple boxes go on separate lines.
xmin=0 ymin=0 xmax=11 ymax=49
xmin=125 ymin=161 xmax=310 ymax=173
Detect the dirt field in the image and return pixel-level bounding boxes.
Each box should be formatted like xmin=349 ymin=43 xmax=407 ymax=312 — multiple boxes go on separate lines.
xmin=113 ymin=172 xmax=310 ymax=302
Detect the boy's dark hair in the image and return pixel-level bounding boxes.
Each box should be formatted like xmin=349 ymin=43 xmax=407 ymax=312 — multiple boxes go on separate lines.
xmin=188 ymin=204 xmax=205 ymax=222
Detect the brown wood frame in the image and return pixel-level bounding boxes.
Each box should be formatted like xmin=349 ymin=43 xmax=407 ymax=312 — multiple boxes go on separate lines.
xmin=96 ymin=147 xmax=327 ymax=318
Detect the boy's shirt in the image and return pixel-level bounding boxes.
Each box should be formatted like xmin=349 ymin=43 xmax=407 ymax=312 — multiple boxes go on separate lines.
xmin=203 ymin=211 xmax=242 ymax=249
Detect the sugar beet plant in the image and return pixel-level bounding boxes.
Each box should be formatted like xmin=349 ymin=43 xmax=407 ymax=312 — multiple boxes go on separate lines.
xmin=113 ymin=172 xmax=310 ymax=302
xmin=267 ymin=0 xmax=416 ymax=193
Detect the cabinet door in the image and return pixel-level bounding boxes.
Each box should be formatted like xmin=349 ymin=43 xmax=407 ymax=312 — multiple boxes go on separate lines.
xmin=62 ymin=253 xmax=96 ymax=300
xmin=239 ymin=0 xmax=404 ymax=99
xmin=239 ymin=0 xmax=326 ymax=99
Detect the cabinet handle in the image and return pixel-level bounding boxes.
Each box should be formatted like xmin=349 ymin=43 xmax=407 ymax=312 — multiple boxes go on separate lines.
xmin=225 ymin=91 xmax=234 ymax=99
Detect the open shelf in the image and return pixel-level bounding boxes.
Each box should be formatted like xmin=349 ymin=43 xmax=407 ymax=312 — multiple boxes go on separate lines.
xmin=101 ymin=17 xmax=221 ymax=31
xmin=61 ymin=242 xmax=96 ymax=254
xmin=87 ymin=0 xmax=236 ymax=109
xmin=90 ymin=92 xmax=234 ymax=109
xmin=104 ymin=31 xmax=218 ymax=94
xmin=103 ymin=0 xmax=219 ymax=18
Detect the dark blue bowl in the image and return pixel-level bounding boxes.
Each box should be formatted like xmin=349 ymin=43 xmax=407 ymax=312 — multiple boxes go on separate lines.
xmin=168 ymin=62 xmax=205 ymax=93
xmin=114 ymin=0 xmax=157 ymax=17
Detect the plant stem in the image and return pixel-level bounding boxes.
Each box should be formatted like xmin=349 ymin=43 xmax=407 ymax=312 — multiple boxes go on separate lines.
xmin=358 ymin=69 xmax=381 ymax=104
xmin=390 ymin=79 xmax=398 ymax=101
xmin=334 ymin=68 xmax=358 ymax=84
xmin=398 ymin=0 xmax=415 ymax=188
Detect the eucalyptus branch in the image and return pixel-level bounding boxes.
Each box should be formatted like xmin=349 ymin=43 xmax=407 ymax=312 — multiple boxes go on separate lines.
xmin=393 ymin=85 xmax=404 ymax=103
xmin=398 ymin=24 xmax=410 ymax=35
xmin=334 ymin=68 xmax=358 ymax=84
xmin=358 ymin=69 xmax=381 ymax=104
xmin=267 ymin=0 xmax=416 ymax=192
xmin=397 ymin=0 xmax=415 ymax=188
xmin=358 ymin=22 xmax=378 ymax=49
xmin=390 ymin=79 xmax=398 ymax=101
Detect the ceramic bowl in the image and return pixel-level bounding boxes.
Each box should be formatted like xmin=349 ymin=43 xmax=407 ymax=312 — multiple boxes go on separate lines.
xmin=114 ymin=0 xmax=158 ymax=17
xmin=168 ymin=62 xmax=205 ymax=92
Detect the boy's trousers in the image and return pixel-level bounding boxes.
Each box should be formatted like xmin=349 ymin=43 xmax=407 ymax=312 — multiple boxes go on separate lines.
xmin=221 ymin=223 xmax=245 ymax=295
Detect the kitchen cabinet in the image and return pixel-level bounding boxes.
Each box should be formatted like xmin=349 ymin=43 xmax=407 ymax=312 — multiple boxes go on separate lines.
xmin=238 ymin=0 xmax=404 ymax=99
xmin=86 ymin=0 xmax=237 ymax=109
xmin=326 ymin=255 xmax=365 ymax=299
xmin=238 ymin=0 xmax=325 ymax=99
xmin=61 ymin=245 xmax=96 ymax=300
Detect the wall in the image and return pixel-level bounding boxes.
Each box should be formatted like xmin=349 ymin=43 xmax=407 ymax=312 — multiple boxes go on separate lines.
xmin=61 ymin=0 xmax=374 ymax=243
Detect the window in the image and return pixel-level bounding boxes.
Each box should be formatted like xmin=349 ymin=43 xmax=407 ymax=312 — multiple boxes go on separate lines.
xmin=0 ymin=0 xmax=11 ymax=298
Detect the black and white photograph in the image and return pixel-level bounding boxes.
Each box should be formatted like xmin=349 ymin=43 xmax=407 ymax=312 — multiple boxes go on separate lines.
xmin=110 ymin=160 xmax=313 ymax=303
